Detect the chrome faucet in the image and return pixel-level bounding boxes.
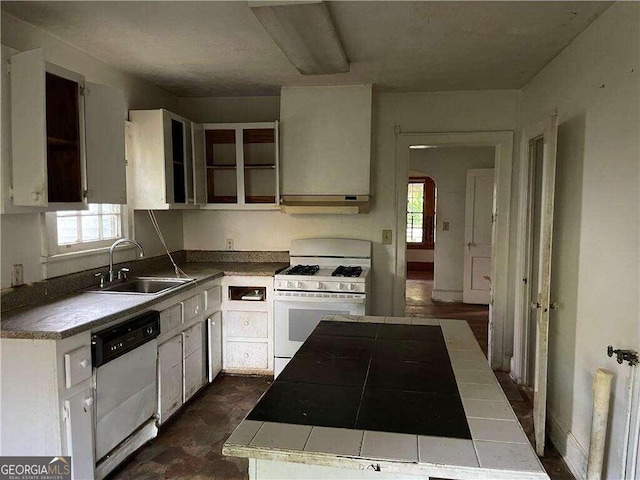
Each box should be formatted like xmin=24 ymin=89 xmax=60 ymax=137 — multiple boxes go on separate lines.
xmin=109 ymin=238 xmax=144 ymax=282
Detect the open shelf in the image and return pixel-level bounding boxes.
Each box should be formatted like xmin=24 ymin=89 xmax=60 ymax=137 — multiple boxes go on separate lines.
xmin=228 ymin=286 xmax=267 ymax=302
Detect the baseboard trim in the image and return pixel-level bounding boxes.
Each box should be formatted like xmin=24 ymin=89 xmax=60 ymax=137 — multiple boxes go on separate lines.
xmin=407 ymin=262 xmax=434 ymax=272
xmin=548 ymin=406 xmax=588 ymax=480
xmin=431 ymin=289 xmax=463 ymax=302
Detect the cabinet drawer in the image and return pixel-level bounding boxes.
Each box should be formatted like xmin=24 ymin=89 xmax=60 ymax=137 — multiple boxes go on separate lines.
xmin=225 ymin=342 xmax=268 ymax=370
xmin=182 ymin=322 xmax=203 ymax=357
xmin=183 ymin=294 xmax=202 ymax=322
xmin=160 ymin=304 xmax=182 ymax=334
xmin=225 ymin=311 xmax=268 ymax=338
xmin=64 ymin=346 xmax=92 ymax=388
xmin=205 ymin=285 xmax=222 ymax=313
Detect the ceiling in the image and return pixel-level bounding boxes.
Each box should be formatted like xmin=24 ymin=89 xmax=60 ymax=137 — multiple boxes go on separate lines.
xmin=1 ymin=1 xmax=612 ymax=97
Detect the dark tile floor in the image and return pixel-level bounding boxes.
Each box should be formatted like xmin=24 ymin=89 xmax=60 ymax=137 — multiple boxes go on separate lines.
xmin=109 ymin=375 xmax=271 ymax=480
xmin=109 ymin=272 xmax=575 ymax=480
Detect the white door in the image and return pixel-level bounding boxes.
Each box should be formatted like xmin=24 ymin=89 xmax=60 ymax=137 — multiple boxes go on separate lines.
xmin=208 ymin=312 xmax=223 ymax=382
xmin=63 ymin=389 xmax=95 ymax=480
xmin=84 ymin=82 xmax=127 ymax=204
xmin=10 ymin=48 xmax=48 ymax=207
xmin=183 ymin=322 xmax=205 ymax=402
xmin=528 ymin=113 xmax=559 ymax=457
xmin=463 ymin=168 xmax=495 ymax=304
xmin=158 ymin=334 xmax=183 ymax=424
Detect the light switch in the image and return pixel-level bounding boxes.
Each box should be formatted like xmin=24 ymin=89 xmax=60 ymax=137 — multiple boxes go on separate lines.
xmin=382 ymin=230 xmax=392 ymax=245
xmin=443 ymin=222 xmax=450 ymax=231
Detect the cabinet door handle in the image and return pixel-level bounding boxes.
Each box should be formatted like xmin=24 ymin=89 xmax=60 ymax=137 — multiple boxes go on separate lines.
xmin=243 ymin=353 xmax=249 ymax=359
xmin=243 ymin=321 xmax=249 ymax=326
xmin=79 ymin=359 xmax=89 ymax=368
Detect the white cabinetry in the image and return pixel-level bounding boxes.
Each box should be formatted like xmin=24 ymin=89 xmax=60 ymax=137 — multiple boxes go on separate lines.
xmin=129 ymin=109 xmax=205 ymax=210
xmin=63 ymin=389 xmax=95 ymax=480
xmin=8 ymin=47 xmax=126 ymax=210
xmin=158 ymin=333 xmax=183 ymax=424
xmin=207 ymin=312 xmax=223 ymax=381
xmin=183 ymin=322 xmax=205 ymax=402
xmin=156 ymin=278 xmax=221 ymax=424
xmin=202 ymin=122 xmax=279 ymax=210
xmin=0 ymin=332 xmax=95 ymax=479
xmin=222 ymin=276 xmax=274 ymax=374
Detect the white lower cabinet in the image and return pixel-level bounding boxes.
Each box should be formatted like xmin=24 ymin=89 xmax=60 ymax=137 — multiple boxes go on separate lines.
xmin=222 ymin=276 xmax=274 ymax=375
xmin=183 ymin=322 xmax=205 ymax=402
xmin=226 ymin=341 xmax=269 ymax=370
xmin=208 ymin=312 xmax=223 ymax=382
xmin=63 ymin=388 xmax=95 ymax=480
xmin=158 ymin=334 xmax=183 ymax=424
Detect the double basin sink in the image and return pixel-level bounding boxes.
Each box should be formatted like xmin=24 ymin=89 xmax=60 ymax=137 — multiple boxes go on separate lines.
xmin=89 ymin=277 xmax=193 ymax=295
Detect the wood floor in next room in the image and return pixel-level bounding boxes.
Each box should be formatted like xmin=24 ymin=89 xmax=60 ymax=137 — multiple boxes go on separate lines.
xmin=108 ymin=271 xmax=575 ymax=480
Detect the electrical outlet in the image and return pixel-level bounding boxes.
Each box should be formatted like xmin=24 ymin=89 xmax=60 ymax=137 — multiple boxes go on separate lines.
xmin=443 ymin=222 xmax=450 ymax=231
xmin=382 ymin=230 xmax=393 ymax=245
xmin=11 ymin=264 xmax=23 ymax=287
xmin=226 ymin=239 xmax=234 ymax=250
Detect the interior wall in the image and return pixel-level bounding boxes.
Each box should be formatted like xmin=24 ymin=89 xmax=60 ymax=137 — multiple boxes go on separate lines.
xmin=182 ymin=90 xmax=520 ymax=315
xmin=517 ymin=3 xmax=639 ymax=478
xmin=0 ymin=13 xmax=183 ymax=288
xmin=409 ymin=148 xmax=495 ymax=300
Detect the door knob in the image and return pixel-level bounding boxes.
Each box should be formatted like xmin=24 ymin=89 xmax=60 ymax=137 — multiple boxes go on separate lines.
xmin=531 ymin=302 xmax=540 ymax=310
xmin=550 ymin=302 xmax=558 ymax=310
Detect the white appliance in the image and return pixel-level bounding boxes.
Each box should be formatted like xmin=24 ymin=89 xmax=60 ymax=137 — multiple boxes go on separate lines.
xmin=92 ymin=312 xmax=159 ymax=478
xmin=274 ymin=238 xmax=372 ymax=377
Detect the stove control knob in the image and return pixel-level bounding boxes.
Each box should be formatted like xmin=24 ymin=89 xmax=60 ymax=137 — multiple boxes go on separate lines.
xmin=296 ymin=281 xmax=304 ymax=288
xmin=347 ymin=283 xmax=355 ymax=291
xmin=339 ymin=283 xmax=346 ymax=290
xmin=316 ymin=282 xmax=324 ymax=289
xmin=286 ymin=281 xmax=293 ymax=288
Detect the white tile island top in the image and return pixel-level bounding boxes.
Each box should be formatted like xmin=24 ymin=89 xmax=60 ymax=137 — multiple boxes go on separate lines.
xmin=223 ymin=315 xmax=549 ymax=480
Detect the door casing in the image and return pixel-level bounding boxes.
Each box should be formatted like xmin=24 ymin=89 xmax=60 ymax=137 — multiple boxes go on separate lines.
xmin=394 ymin=131 xmax=514 ymax=372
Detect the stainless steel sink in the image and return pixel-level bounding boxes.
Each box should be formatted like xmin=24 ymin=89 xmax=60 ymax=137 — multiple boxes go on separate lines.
xmin=89 ymin=277 xmax=193 ymax=295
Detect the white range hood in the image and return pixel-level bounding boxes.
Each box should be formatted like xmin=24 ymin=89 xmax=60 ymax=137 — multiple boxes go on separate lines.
xmin=279 ymin=85 xmax=372 ymax=214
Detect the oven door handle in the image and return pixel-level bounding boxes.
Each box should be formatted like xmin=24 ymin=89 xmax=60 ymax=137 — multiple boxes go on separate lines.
xmin=273 ymin=294 xmax=366 ymax=304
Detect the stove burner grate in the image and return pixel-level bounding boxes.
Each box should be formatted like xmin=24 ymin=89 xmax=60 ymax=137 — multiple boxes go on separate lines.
xmin=332 ymin=266 xmax=363 ymax=278
xmin=286 ymin=265 xmax=320 ymax=276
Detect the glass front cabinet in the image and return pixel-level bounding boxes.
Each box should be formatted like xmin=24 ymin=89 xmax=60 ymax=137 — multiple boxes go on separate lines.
xmin=128 ymin=115 xmax=279 ymax=211
xmin=202 ymin=122 xmax=279 ymax=209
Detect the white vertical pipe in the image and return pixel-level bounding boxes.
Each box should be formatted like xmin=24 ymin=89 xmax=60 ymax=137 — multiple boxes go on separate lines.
xmin=620 ymin=364 xmax=636 ymax=479
xmin=587 ymin=368 xmax=614 ymax=480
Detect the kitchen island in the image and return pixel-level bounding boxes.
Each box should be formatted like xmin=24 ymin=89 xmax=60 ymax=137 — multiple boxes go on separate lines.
xmin=223 ymin=315 xmax=549 ymax=480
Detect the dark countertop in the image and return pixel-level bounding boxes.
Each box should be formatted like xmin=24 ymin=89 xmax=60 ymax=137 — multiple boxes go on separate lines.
xmin=0 ymin=261 xmax=288 ymax=340
xmin=247 ymin=319 xmax=470 ymax=438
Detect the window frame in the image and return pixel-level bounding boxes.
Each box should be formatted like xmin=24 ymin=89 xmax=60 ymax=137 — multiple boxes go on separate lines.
xmin=407 ymin=177 xmax=436 ymax=250
xmin=44 ymin=203 xmax=129 ymax=256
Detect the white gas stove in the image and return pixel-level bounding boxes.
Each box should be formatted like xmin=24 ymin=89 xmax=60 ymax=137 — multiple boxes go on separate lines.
xmin=273 ymin=238 xmax=372 ymax=377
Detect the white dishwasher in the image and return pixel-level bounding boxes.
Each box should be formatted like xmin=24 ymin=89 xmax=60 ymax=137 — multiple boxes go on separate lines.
xmin=92 ymin=312 xmax=160 ymax=466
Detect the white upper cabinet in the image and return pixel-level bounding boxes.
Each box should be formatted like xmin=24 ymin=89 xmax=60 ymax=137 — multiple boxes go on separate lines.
xmin=129 ymin=109 xmax=203 ymax=210
xmin=202 ymin=122 xmax=279 ymax=210
xmin=9 ymin=48 xmax=126 ymax=209
xmin=84 ymin=82 xmax=127 ymax=204
xmin=280 ymin=85 xmax=372 ymax=196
